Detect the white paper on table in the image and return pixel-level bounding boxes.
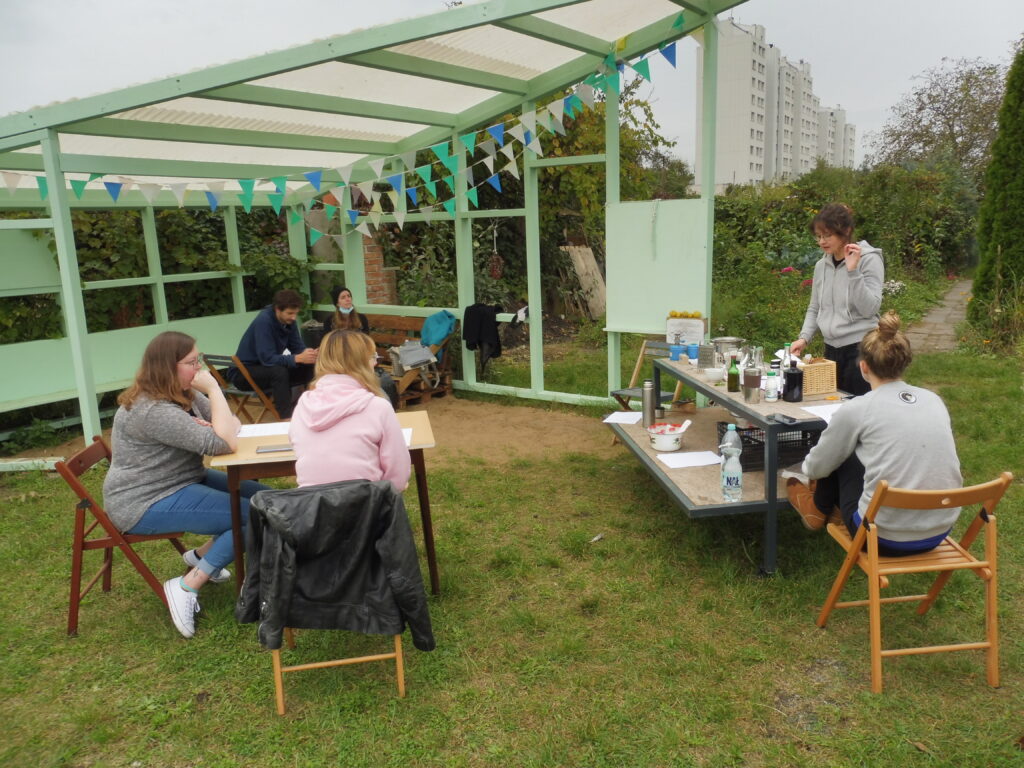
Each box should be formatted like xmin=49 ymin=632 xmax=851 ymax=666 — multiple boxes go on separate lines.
xmin=402 ymin=427 xmax=412 ymax=447
xmin=656 ymin=450 xmax=722 ymax=469
xmin=800 ymin=403 xmax=844 ymax=425
xmin=237 ymin=422 xmax=291 ymax=438
xmin=603 ymin=411 xmax=643 ymax=424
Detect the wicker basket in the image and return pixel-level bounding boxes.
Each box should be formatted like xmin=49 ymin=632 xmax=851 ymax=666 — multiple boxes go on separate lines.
xmin=802 ymin=357 xmax=837 ymax=396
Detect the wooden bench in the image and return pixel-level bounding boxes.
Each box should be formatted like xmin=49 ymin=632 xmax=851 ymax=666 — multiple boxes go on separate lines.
xmin=364 ymin=313 xmax=457 ymax=408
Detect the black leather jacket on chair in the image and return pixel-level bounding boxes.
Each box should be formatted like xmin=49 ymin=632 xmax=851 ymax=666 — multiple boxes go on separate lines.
xmin=235 ymin=479 xmax=435 ymax=652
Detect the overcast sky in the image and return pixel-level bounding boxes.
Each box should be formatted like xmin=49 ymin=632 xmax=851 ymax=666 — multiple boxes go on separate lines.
xmin=2 ymin=0 xmax=1022 ymax=167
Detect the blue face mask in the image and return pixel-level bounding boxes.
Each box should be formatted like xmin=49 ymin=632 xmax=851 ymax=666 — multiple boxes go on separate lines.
xmin=338 ymin=306 xmax=354 ymax=314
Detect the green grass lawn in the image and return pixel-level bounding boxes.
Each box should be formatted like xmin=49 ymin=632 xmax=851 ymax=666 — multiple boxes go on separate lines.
xmin=1 ymin=349 xmax=1021 ymax=768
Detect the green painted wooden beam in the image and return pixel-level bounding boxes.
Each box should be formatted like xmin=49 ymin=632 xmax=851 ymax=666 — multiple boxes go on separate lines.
xmin=495 ymin=16 xmax=610 ymax=56
xmin=66 ymin=117 xmax=398 ymax=156
xmin=200 ymin=84 xmax=458 ymax=128
xmin=0 ymin=0 xmax=584 ymax=138
xmin=667 ymin=0 xmax=711 ymax=14
xmin=0 ymin=129 xmax=46 ymax=154
xmin=0 ymin=218 xmax=52 ymax=230
xmin=346 ymin=51 xmax=528 ymax=94
xmin=529 ymin=153 xmax=605 ymax=167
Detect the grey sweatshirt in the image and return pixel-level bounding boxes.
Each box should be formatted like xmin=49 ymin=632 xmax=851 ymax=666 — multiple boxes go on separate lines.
xmin=102 ymin=393 xmax=232 ymax=532
xmin=801 ymin=381 xmax=962 ymax=542
xmin=799 ymin=241 xmax=884 ymax=348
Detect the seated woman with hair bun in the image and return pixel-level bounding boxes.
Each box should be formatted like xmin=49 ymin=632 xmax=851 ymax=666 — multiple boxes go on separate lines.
xmin=787 ymin=312 xmax=963 ymax=555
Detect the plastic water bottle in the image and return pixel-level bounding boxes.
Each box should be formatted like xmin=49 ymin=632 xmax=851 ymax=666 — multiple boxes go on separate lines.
xmin=721 ymin=445 xmax=743 ymax=502
xmin=719 ymin=423 xmax=743 ymax=458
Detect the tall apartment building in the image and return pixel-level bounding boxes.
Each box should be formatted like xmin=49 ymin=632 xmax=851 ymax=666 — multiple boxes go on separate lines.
xmin=695 ymin=20 xmax=855 ymax=188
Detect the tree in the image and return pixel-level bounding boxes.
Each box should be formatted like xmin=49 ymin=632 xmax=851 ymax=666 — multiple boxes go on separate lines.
xmin=643 ymin=150 xmax=694 ymax=200
xmin=969 ymin=44 xmax=1024 ymax=347
xmin=868 ymin=57 xmax=1006 ymax=189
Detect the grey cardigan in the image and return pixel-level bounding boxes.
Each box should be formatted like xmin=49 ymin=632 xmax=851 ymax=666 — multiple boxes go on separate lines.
xmin=102 ymin=392 xmax=231 ymax=532
xmin=798 ymin=241 xmax=884 ymax=348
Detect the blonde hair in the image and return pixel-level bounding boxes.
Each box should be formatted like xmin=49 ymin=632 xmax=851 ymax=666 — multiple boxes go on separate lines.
xmin=314 ymin=329 xmax=384 ymax=397
xmin=118 ymin=331 xmax=196 ymax=411
xmin=859 ymin=311 xmax=912 ymax=381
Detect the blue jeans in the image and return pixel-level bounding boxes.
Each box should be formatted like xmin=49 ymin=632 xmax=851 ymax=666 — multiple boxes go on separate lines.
xmin=128 ymin=469 xmax=268 ymax=576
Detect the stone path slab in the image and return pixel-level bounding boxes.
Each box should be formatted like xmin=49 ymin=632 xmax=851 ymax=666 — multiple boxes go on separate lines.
xmin=903 ymin=278 xmax=972 ymax=353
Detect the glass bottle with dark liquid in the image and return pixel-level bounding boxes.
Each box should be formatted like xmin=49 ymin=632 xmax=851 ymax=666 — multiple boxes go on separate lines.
xmin=782 ymin=360 xmax=803 ymax=402
xmin=727 ymin=353 xmax=740 ymax=393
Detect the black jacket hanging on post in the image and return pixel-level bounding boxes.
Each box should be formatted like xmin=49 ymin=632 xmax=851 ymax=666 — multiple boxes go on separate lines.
xmin=235 ymin=479 xmax=435 ymax=652
xmin=462 ymin=303 xmax=502 ymax=367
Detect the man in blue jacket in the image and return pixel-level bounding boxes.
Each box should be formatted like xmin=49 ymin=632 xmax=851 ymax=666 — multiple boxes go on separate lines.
xmin=229 ymin=289 xmax=317 ymax=418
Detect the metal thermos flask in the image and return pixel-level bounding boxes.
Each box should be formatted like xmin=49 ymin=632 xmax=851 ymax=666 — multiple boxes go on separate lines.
xmin=642 ymin=379 xmax=656 ymax=428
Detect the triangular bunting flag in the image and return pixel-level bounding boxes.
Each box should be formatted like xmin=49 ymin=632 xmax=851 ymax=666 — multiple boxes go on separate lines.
xmin=303 ymin=171 xmax=323 ymax=191
xmin=500 ymin=144 xmax=516 ymax=162
xmin=324 ymin=203 xmax=337 ymax=221
xmin=547 ymin=98 xmax=564 ymax=125
xmin=400 ymin=151 xmax=417 ymax=172
xmin=70 ymin=179 xmax=88 ymax=199
xmin=406 ymin=187 xmax=418 ymax=207
xmin=486 ymin=174 xmax=501 ymax=193
xmin=421 ymin=206 xmax=436 ymax=224
xmin=355 ymin=222 xmax=372 ymax=236
xmin=268 ymin=192 xmax=285 ymax=214
xmin=424 ymin=180 xmax=437 ymax=198
xmin=368 ymin=208 xmax=382 ymax=228
xmin=270 ymin=176 xmax=287 ymax=194
xmin=503 ymin=159 xmax=520 ymax=180
xmin=482 ymin=155 xmax=495 ymax=174
xmin=238 ymin=179 xmax=256 ymax=196
xmin=659 ymin=41 xmax=677 ymax=68
xmin=549 ymin=116 xmax=567 ymax=137
xmin=170 ymin=183 xmax=188 ymax=207
xmin=507 ymin=123 xmax=526 ymax=145
xmin=466 ymin=187 xmax=478 ymax=208
xmin=288 ymin=208 xmax=302 ymax=225
xmin=2 ymin=171 xmax=20 ymax=195
xmin=204 ymin=190 xmax=219 ymax=211
xmin=104 ymin=181 xmax=124 ymax=202
xmin=138 ymin=183 xmax=161 ymax=204
xmin=385 ymin=190 xmax=398 ymax=210
xmin=591 ymin=73 xmax=606 ymax=93
xmin=239 ymin=193 xmax=254 ymax=213
xmin=520 ymin=110 xmax=536 ymax=135
xmin=330 ymin=234 xmax=346 ymax=248
xmin=335 ymin=165 xmax=354 ymax=186
xmin=605 ymin=71 xmax=620 ymax=95
xmin=385 ymin=173 xmax=403 ymax=191
xmin=672 ymin=12 xmax=685 ymax=29
xmin=632 ymin=57 xmax=652 ymax=82
xmin=206 ymin=181 xmax=225 ymax=196
xmin=441 ymin=198 xmax=456 ymax=218
xmin=523 ymin=130 xmax=532 ymax=147
xmin=567 ymin=94 xmax=585 ymax=116
xmin=346 ymin=209 xmax=359 ymax=226
xmin=309 ymin=227 xmax=324 ymax=246
xmin=368 ymin=158 xmax=386 ymax=179
xmin=442 ymin=175 xmax=456 ymax=194
xmin=459 ymin=131 xmax=477 ymax=156
xmin=526 ymin=137 xmax=544 ymax=157
xmin=415 ymin=165 xmax=432 ymax=184
xmin=603 ymin=52 xmax=617 ymax=71
xmin=487 ymin=123 xmax=505 ymax=146
xmin=430 ymin=142 xmax=450 ymax=163
xmin=356 ymin=181 xmax=375 ymax=205
xmin=576 ymin=83 xmax=596 ymax=108
xmin=393 ymin=206 xmax=406 ymax=230
xmin=478 ymin=139 xmax=497 ymax=157
xmin=440 ymin=154 xmax=459 ymax=176
xmin=87 ymin=173 xmax=104 ymax=182
xmin=116 ymin=176 xmax=135 ymax=194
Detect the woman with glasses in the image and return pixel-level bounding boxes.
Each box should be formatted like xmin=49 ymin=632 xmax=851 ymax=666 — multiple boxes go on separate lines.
xmin=103 ymin=331 xmax=266 ymax=639
xmin=788 ymin=203 xmax=884 ymax=396
xmin=289 ymin=329 xmax=410 ymax=492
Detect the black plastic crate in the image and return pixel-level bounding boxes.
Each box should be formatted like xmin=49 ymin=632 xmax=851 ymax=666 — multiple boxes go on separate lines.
xmin=716 ymin=421 xmax=819 ymax=472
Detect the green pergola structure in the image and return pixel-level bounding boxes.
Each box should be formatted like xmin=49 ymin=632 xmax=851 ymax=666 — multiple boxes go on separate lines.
xmin=0 ymin=0 xmax=744 ymax=439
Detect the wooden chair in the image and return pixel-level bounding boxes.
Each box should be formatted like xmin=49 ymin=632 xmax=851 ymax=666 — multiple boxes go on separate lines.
xmin=202 ymin=353 xmax=280 ymax=423
xmin=55 ymin=436 xmax=187 ymax=636
xmin=816 ymin=472 xmax=1013 ymax=693
xmin=611 ymin=339 xmax=683 ymax=411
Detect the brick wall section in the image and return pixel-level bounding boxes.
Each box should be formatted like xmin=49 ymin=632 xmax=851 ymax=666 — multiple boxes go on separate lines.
xmin=362 ymin=234 xmax=397 ymax=305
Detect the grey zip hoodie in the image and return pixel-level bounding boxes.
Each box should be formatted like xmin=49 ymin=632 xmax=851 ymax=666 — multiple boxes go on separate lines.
xmin=798 ymin=240 xmax=884 ymax=348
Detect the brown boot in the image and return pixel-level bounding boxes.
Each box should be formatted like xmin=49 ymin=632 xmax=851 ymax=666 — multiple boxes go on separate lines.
xmin=827 ymin=507 xmax=843 ymax=527
xmin=787 ymin=478 xmax=826 ymax=531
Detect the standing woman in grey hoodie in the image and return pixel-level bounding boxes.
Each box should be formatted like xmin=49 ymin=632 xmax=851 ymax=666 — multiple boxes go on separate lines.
xmin=790 ymin=203 xmax=883 ymax=396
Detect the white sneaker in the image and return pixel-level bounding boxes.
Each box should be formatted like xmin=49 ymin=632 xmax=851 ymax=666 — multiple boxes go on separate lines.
xmin=182 ymin=549 xmax=232 ymax=583
xmin=163 ymin=578 xmax=200 ymax=639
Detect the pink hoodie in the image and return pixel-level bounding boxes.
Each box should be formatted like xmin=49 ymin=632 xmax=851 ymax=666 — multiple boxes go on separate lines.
xmin=289 ymin=374 xmax=411 ymax=492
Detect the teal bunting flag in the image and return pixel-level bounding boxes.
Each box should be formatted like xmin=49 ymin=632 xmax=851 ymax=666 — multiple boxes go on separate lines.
xmin=385 ymin=173 xmax=403 ymax=191
xmin=303 ymin=171 xmax=323 ymax=191
xmin=204 ymin=191 xmax=218 ymax=211
xmin=288 ymin=208 xmax=303 ymax=224
xmin=309 ymin=227 xmax=323 ymax=246
xmin=459 ymin=131 xmax=477 ymax=155
xmin=268 ymin=192 xmax=284 ymax=214
xmin=442 ymin=175 xmax=456 ymax=194
xmin=270 ymin=176 xmax=287 ymax=194
xmin=605 ymin=71 xmax=620 ymax=95
xmin=441 ymin=198 xmax=456 ymax=218
xmin=466 ymin=187 xmax=478 ymax=208
xmin=603 ymin=52 xmax=617 ymax=71
xmin=415 ymin=165 xmax=432 ymax=184
xmin=105 ymin=182 xmax=123 ymax=202
xmin=486 ymin=174 xmax=501 ymax=193
xmin=36 ymin=176 xmax=48 ymax=200
xmin=583 ymin=73 xmax=600 ymax=87
xmin=324 ymin=203 xmax=337 ymax=220
xmin=660 ymin=41 xmax=677 ymax=68
xmin=238 ymin=179 xmax=256 ymax=196
xmin=70 ymin=179 xmax=88 ymax=199
xmin=440 ymin=154 xmax=459 ymax=176
xmin=430 ymin=142 xmax=450 ymax=163
xmin=87 ymin=173 xmax=104 ymax=182
xmin=346 ymin=209 xmax=359 ymax=226
xmin=487 ymin=123 xmax=505 ymax=146
xmin=632 ymin=58 xmax=652 ymax=82
xmin=407 ymin=187 xmax=418 ymax=206
xmin=672 ymin=12 xmax=685 ymax=29
xmin=568 ymin=94 xmax=584 ymax=114
xmin=239 ymin=193 xmax=254 ymax=213
xmin=424 ymin=180 xmax=437 ymax=198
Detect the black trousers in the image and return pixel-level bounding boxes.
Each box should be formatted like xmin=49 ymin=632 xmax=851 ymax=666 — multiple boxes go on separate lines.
xmin=824 ymin=341 xmax=870 ymax=396
xmin=229 ymin=363 xmax=313 ymax=418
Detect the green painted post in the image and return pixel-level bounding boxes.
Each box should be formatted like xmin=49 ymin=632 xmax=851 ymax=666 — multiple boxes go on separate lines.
xmin=339 ymin=187 xmax=367 ymax=308
xmin=140 ymin=206 xmax=168 ymax=323
xmin=523 ymin=108 xmax=544 ymax=393
xmin=605 ymin=79 xmax=622 ymax=394
xmin=40 ymin=129 xmax=101 ymax=439
xmin=700 ymin=18 xmax=718 ymax=326
xmin=453 ymin=134 xmax=477 ymax=386
xmin=285 ymin=205 xmax=313 ymax=310
xmin=223 ymin=206 xmax=247 ymax=313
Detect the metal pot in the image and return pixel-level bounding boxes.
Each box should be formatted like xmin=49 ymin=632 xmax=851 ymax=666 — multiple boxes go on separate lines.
xmin=710 ymin=336 xmax=746 ymax=364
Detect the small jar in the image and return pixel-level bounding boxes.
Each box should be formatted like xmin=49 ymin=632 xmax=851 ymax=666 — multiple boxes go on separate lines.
xmin=765 ymin=371 xmax=779 ymax=402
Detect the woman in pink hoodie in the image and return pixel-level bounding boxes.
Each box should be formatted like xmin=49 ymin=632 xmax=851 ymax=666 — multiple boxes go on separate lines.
xmin=289 ymin=329 xmax=410 ymax=492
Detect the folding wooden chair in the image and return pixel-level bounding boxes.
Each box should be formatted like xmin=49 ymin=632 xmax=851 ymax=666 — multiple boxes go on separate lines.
xmin=55 ymin=436 xmax=187 ymax=636
xmin=816 ymin=472 xmax=1013 ymax=693
xmin=202 ymin=353 xmax=280 ymax=423
xmin=611 ymin=339 xmax=683 ymax=411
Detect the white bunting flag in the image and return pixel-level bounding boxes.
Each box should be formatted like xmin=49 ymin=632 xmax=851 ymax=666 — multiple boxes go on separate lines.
xmin=548 ymin=114 xmax=567 ymax=136
xmin=330 ymin=186 xmax=348 ymax=205
xmin=206 ymin=181 xmax=225 ymax=196
xmin=576 ymin=83 xmax=596 ymax=108
xmin=503 ymin=159 xmax=520 ymax=180
xmin=137 ymin=183 xmax=161 ymax=204
xmin=507 ymin=123 xmax=526 ymax=145
xmin=421 ymin=205 xmax=436 ymax=224
xmin=400 ymin=151 xmax=417 ymax=172
xmin=356 ymin=181 xmax=375 ymax=205
xmin=329 ymin=234 xmax=346 ymax=248
xmin=355 ymin=221 xmax=372 ymax=236
xmin=393 ymin=206 xmax=406 ymax=230
xmin=547 ymin=98 xmax=564 ymax=125
xmin=3 ymin=171 xmax=22 ymax=195
xmin=386 ymin=190 xmax=398 ymax=210
xmin=526 ymin=136 xmax=544 ymax=156
xmin=169 ymin=183 xmax=189 ymax=207
xmin=520 ymin=109 xmax=536 ymax=135
xmin=335 ymin=164 xmax=354 ymax=186
xmin=368 ymin=158 xmax=386 ymax=179
xmin=482 ymin=155 xmax=495 ymax=174
xmin=499 ymin=144 xmax=517 ymax=162
xmin=478 ymin=139 xmax=497 ymax=157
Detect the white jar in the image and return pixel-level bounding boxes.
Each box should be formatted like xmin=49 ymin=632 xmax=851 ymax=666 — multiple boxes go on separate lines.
xmin=765 ymin=371 xmax=779 ymax=402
